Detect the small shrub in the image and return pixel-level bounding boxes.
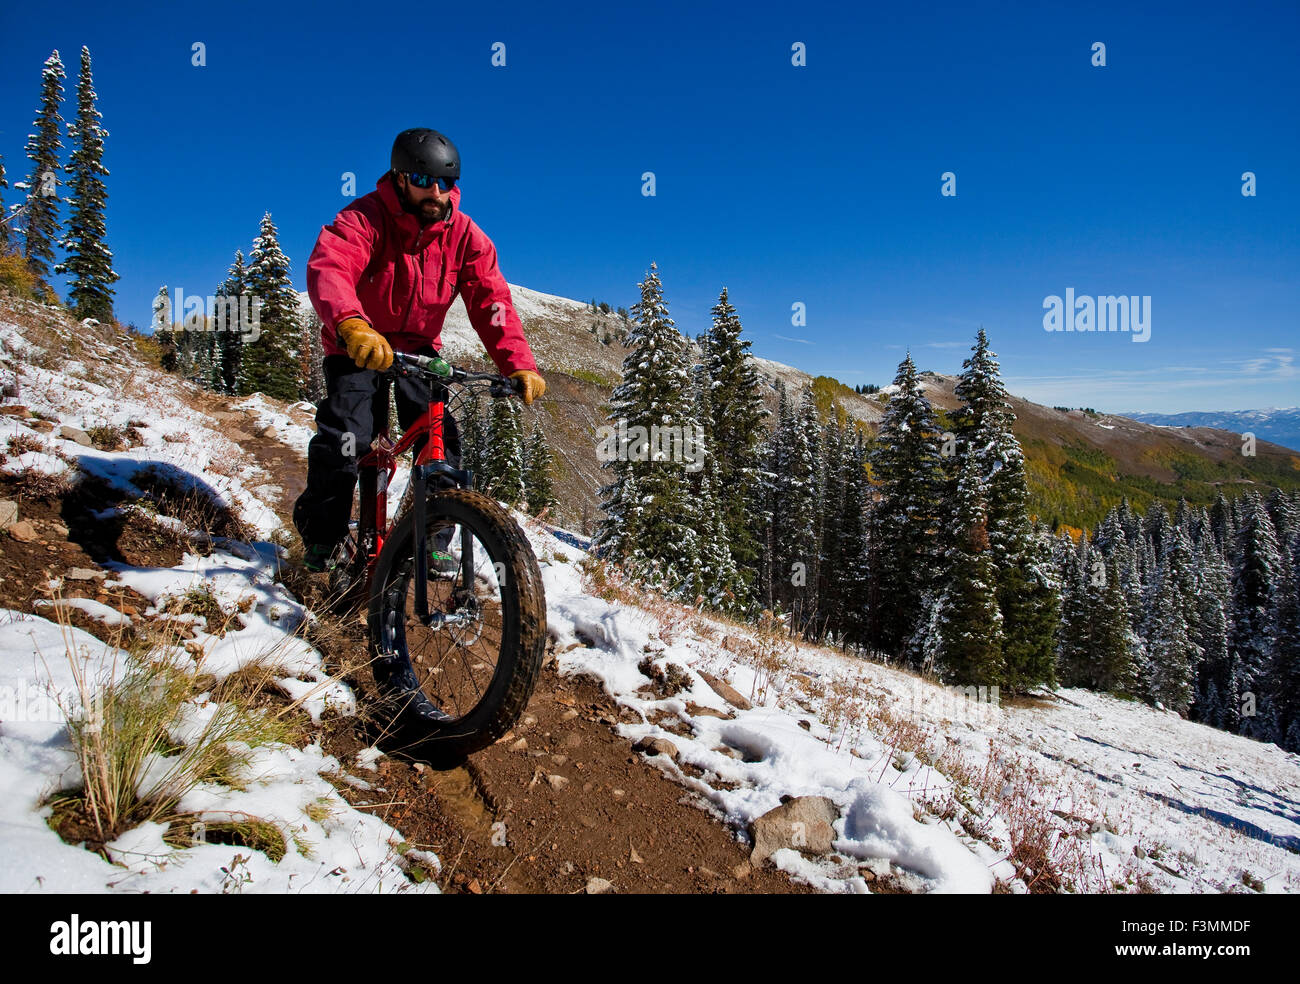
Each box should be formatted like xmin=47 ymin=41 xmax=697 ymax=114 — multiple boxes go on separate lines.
xmin=637 ymin=656 xmax=693 ymax=697
xmin=9 ymin=463 xmax=76 ymax=501
xmin=86 ymin=422 xmax=128 ymax=451
xmin=6 ymin=433 xmax=46 ymax=456
xmin=0 ymin=252 xmax=58 ymax=305
xmin=54 ymin=642 xmax=295 ymax=843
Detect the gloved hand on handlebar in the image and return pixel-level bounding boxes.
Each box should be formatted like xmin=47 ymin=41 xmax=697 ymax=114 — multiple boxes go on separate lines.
xmin=337 ymin=317 xmax=394 ymax=371
xmin=509 ymin=369 xmax=546 ymax=405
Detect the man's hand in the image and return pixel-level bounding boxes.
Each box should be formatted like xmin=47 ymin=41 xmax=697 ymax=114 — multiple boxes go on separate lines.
xmin=509 ymin=369 xmax=546 ymax=405
xmin=337 ymin=317 xmax=393 ymax=371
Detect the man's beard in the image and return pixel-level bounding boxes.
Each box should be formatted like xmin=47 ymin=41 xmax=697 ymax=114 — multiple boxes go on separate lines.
xmin=397 ymin=184 xmax=449 ymax=226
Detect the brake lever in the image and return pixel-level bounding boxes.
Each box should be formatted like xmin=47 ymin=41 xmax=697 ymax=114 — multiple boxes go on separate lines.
xmin=489 ymin=377 xmax=521 ymax=399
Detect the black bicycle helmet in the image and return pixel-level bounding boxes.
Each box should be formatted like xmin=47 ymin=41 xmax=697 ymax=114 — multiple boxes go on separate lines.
xmin=390 ymin=128 xmax=460 ymax=180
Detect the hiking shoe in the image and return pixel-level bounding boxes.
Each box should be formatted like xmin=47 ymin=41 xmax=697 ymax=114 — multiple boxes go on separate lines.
xmin=303 ymin=542 xmax=335 ymax=573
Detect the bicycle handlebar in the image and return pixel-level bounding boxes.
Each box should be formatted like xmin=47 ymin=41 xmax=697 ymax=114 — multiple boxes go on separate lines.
xmin=389 ymin=350 xmax=524 ymax=398
xmin=328 ymin=328 xmax=524 ymax=398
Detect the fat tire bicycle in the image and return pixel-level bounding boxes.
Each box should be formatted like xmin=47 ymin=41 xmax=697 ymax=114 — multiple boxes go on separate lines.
xmin=321 ymin=350 xmax=547 ymax=767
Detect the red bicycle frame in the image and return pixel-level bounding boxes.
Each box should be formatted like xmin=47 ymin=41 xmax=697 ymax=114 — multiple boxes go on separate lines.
xmin=355 ymin=394 xmax=460 ymax=594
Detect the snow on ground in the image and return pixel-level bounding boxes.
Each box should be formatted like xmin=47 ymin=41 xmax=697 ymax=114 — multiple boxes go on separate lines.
xmin=0 ymin=606 xmax=433 ymax=894
xmin=0 ymin=307 xmax=436 ymax=894
xmin=231 ymin=393 xmax=316 ymax=457
xmin=0 ymin=319 xmax=284 ymax=538
xmin=518 ymin=517 xmax=1300 ymax=894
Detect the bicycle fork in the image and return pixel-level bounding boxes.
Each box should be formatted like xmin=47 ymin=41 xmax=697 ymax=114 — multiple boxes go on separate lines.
xmin=410 ymin=458 xmax=474 ymax=628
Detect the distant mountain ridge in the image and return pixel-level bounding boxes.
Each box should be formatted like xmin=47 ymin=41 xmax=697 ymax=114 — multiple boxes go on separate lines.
xmin=1122 ymin=408 xmax=1300 ymax=455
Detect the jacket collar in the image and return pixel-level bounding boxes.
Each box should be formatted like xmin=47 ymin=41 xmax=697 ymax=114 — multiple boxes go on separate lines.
xmin=376 ymin=173 xmax=460 ymax=252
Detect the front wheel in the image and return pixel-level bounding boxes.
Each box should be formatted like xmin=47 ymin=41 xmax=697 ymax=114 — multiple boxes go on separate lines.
xmin=367 ymin=488 xmax=547 ymax=767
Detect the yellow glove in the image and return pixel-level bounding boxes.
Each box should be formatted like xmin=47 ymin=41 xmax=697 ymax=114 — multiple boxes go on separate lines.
xmin=509 ymin=369 xmax=546 ymax=405
xmin=337 ymin=317 xmax=393 ymax=371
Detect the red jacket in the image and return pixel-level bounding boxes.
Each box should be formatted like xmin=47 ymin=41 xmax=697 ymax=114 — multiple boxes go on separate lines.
xmin=307 ymin=175 xmax=538 ymax=376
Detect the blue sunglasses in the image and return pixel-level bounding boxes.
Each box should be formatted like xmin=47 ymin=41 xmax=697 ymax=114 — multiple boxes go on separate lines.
xmin=406 ymin=172 xmax=456 ymax=191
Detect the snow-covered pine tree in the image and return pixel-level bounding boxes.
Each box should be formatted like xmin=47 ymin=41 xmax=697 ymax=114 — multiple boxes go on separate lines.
xmin=1229 ymin=493 xmax=1284 ymax=740
xmin=482 ymin=396 xmax=525 ymax=506
xmin=1094 ymin=504 xmax=1144 ymax=632
xmin=776 ymin=386 xmax=820 ymax=630
xmin=1094 ymin=555 xmax=1143 ymax=696
xmin=523 ymin=419 xmax=556 ymax=516
xmin=1190 ymin=537 xmax=1235 ymax=730
xmin=206 ymin=328 xmax=224 ymax=392
xmin=593 ymin=263 xmax=701 ymax=593
xmin=998 ymin=521 xmax=1061 ymax=692
xmin=703 ymin=287 xmax=767 ymax=597
xmin=683 ymin=364 xmax=740 ymax=608
xmin=1266 ymin=536 xmax=1300 ymax=751
xmin=866 ymin=352 xmax=945 ymax=661
xmin=748 ymin=428 xmax=778 ymax=612
xmin=1209 ymin=492 xmax=1236 ymax=556
xmin=952 ymin=328 xmax=1058 ymax=691
xmin=299 ymin=310 xmax=327 ymax=402
xmin=1141 ymin=547 xmax=1198 ymax=713
xmin=925 ymin=438 xmax=1005 ymax=685
xmin=0 ymin=153 xmax=9 ymax=250
xmin=216 ymin=250 xmax=247 ymax=395
xmin=836 ymin=430 xmax=873 ymax=649
xmin=193 ymin=324 xmax=215 ymax=390
xmin=1265 ymin=487 xmax=1298 ymax=554
xmin=239 ymin=213 xmax=300 ymax=400
xmin=815 ymin=416 xmax=849 ymax=637
xmin=19 ymin=51 xmax=66 ymax=280
xmin=54 ymin=47 xmax=117 ymax=322
xmin=150 ymin=284 xmax=181 ymax=371
xmin=1056 ymin=534 xmax=1095 ymax=688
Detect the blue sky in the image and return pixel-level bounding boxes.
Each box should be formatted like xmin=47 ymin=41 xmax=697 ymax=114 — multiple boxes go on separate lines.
xmin=1 ymin=0 xmax=1296 ymax=413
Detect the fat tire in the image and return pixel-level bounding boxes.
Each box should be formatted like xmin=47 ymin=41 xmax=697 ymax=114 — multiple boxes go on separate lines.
xmin=368 ymin=488 xmax=546 ymax=768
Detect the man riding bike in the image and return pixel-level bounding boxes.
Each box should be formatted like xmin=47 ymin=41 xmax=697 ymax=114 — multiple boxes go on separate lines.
xmin=294 ymin=127 xmax=546 ymax=572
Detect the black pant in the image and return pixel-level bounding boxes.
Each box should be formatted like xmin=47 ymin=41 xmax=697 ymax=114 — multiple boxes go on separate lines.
xmin=293 ymin=349 xmax=462 ymax=548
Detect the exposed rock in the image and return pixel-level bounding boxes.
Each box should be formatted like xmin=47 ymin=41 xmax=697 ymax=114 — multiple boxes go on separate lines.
xmin=686 ymin=701 xmax=733 ymax=720
xmin=253 ymin=423 xmax=277 ymax=439
xmin=633 ymin=736 xmax=679 ymax=760
xmin=7 ymin=520 xmax=37 ymax=542
xmin=748 ymin=796 xmax=839 ymax=864
xmin=699 ymin=671 xmax=753 ymax=711
xmin=546 ymin=774 xmax=570 ymax=790
xmin=58 ymin=425 xmax=92 ymax=446
xmin=65 ymin=568 xmax=104 ymax=581
xmin=0 ymin=500 xmax=17 ymax=528
xmin=584 ymin=877 xmax=615 ymax=894
xmin=0 ymin=405 xmax=30 ymax=417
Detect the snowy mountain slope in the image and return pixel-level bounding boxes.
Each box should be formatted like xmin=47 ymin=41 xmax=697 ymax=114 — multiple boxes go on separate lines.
xmin=1123 ymin=408 xmax=1300 ymax=455
xmin=0 ymin=299 xmax=436 ymax=893
xmin=520 ymin=518 xmax=1300 ymax=892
